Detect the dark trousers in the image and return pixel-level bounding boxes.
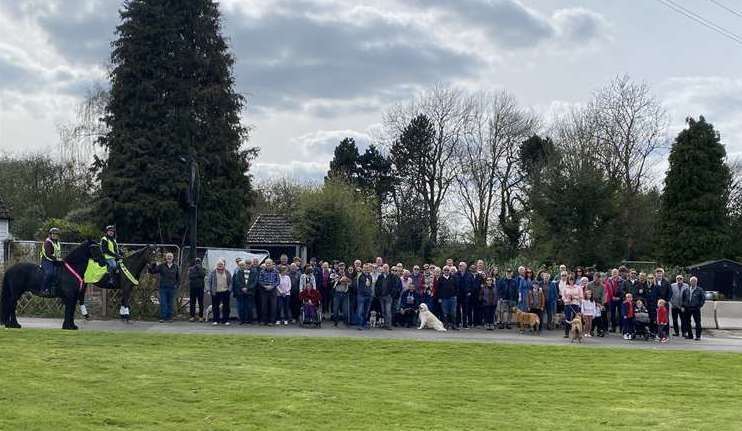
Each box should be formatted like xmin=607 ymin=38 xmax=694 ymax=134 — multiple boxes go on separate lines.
xmin=399 ymin=307 xmax=416 ymax=327
xmin=319 ymin=284 xmax=331 ymax=314
xmin=672 ymin=307 xmax=683 ymax=336
xmin=332 ymin=292 xmax=350 ymax=324
xmin=610 ymin=300 xmax=622 ymax=331
xmin=483 ymin=305 xmax=496 ymax=326
xmin=647 ymin=302 xmax=658 ymax=334
xmin=212 ymin=291 xmax=230 ymax=323
xmin=441 ymin=297 xmax=457 ymax=328
xmin=622 ymin=317 xmax=635 ymax=335
xmin=260 ymin=289 xmax=277 ymax=323
xmin=290 ymin=290 xmax=301 ymax=320
xmin=471 ymin=298 xmax=482 ymax=326
xmin=529 ymin=308 xmax=543 ymax=332
xmin=236 ymin=295 xmax=255 ymax=323
xmin=356 ymin=295 xmax=371 ymax=328
xmin=277 ymin=295 xmax=290 ymax=321
xmin=458 ymin=295 xmax=471 ymax=327
xmin=159 ymin=286 xmax=176 ymax=320
xmin=189 ymin=287 xmax=204 ymax=318
xmin=684 ymin=307 xmax=702 ymax=339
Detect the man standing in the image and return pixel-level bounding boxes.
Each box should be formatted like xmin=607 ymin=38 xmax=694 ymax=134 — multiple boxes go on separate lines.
xmin=454 ymin=262 xmax=475 ymax=329
xmin=40 ymin=227 xmax=62 ymax=296
xmin=355 ymin=263 xmax=374 ymax=330
xmin=496 ymin=269 xmax=517 ymax=329
xmin=375 ymin=264 xmax=394 ymax=330
xmin=207 ymin=259 xmax=231 ymax=325
xmin=187 ymin=258 xmax=206 ymax=322
xmin=149 ymin=252 xmax=180 ymax=323
xmin=233 ymin=260 xmax=257 ymax=325
xmin=288 ymin=262 xmax=301 ymax=321
xmin=542 ymin=272 xmax=559 ymax=331
xmin=682 ymin=276 xmax=705 ymax=340
xmin=258 ymin=259 xmax=280 ymax=325
xmin=670 ymin=274 xmax=689 ymax=337
xmin=437 ymin=266 xmax=458 ymax=330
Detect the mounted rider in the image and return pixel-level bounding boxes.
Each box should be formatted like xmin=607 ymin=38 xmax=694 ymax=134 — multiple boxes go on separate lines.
xmin=40 ymin=227 xmax=62 ymax=295
xmin=101 ymin=225 xmax=123 ymax=285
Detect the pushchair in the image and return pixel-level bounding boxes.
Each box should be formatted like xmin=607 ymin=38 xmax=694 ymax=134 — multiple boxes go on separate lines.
xmin=634 ymin=310 xmax=653 ymax=341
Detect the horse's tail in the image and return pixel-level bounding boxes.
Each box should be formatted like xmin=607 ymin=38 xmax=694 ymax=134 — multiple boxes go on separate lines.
xmin=1 ymin=269 xmax=11 ymax=325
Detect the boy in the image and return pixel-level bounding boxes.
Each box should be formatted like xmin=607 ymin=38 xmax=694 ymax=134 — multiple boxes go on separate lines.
xmin=621 ymin=293 xmax=635 ymax=340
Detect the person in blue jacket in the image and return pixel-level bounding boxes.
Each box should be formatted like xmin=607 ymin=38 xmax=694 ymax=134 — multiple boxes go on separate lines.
xmin=541 ymin=271 xmax=559 ymax=330
xmin=517 ymin=266 xmax=533 ymax=312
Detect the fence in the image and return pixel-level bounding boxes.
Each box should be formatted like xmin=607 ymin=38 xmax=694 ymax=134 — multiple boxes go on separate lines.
xmin=3 ymin=240 xmax=182 ymax=320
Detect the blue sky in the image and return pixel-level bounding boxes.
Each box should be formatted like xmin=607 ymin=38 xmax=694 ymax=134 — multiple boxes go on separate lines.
xmin=1 ymin=0 xmax=741 ymax=182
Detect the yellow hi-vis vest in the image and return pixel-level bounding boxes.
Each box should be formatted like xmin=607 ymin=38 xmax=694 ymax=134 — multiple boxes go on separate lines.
xmin=40 ymin=238 xmax=61 ymax=261
xmin=102 ymin=236 xmax=119 ymax=259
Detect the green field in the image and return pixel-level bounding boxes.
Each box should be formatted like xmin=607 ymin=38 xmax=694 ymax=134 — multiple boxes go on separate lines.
xmin=0 ymin=330 xmax=740 ymax=430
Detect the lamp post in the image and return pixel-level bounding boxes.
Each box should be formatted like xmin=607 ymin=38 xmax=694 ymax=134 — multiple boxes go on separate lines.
xmin=180 ymin=154 xmax=199 ymax=263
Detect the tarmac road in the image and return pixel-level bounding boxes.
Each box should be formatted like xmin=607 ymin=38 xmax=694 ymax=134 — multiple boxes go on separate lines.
xmin=10 ymin=317 xmax=742 ymax=353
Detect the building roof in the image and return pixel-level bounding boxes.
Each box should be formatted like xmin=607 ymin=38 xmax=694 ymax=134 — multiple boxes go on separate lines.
xmin=246 ymin=214 xmax=303 ymax=245
xmin=0 ymin=193 xmax=10 ymax=219
xmin=687 ymin=259 xmax=742 ymax=270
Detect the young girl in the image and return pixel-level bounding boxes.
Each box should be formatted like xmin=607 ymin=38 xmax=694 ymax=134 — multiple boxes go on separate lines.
xmin=580 ymin=289 xmax=597 ymax=338
xmin=277 ymin=265 xmax=292 ymax=326
xmin=657 ymin=298 xmax=669 ymax=343
xmin=621 ymin=293 xmax=635 ymax=340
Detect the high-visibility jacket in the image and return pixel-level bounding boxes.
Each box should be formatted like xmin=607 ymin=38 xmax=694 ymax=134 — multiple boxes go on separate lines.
xmin=40 ymin=238 xmax=62 ymax=262
xmin=101 ymin=236 xmax=120 ymax=260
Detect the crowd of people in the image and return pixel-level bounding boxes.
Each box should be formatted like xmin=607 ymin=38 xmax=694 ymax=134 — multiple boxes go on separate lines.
xmin=170 ymin=255 xmax=707 ymax=341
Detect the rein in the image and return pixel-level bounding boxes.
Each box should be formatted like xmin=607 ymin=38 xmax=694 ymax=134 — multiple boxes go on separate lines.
xmin=63 ymin=262 xmax=85 ymax=291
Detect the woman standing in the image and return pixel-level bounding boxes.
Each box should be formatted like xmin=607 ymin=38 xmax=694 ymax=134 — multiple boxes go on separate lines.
xmin=561 ymin=275 xmax=583 ymax=338
xmin=276 ymin=265 xmax=292 ymax=325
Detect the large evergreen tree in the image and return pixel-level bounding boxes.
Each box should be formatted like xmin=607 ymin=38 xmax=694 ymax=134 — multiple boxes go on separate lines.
xmin=659 ymin=116 xmax=731 ymax=265
xmin=95 ymin=0 xmax=255 ymax=246
xmin=325 ymin=138 xmax=360 ymax=183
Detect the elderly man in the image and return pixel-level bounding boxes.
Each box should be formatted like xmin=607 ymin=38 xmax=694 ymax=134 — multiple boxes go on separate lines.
xmin=375 ymin=264 xmax=396 ymax=330
xmin=682 ymin=276 xmax=705 ymax=340
xmin=149 ymin=252 xmax=180 ymax=323
xmin=437 ymin=266 xmax=458 ymax=330
xmin=670 ymin=274 xmax=689 ymax=337
xmin=258 ymin=258 xmax=280 ymax=325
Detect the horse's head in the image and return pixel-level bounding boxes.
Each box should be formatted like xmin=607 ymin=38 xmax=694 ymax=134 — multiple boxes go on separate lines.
xmin=144 ymin=244 xmax=159 ymax=264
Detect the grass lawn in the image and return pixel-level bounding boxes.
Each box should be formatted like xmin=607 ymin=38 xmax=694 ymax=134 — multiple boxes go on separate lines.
xmin=0 ymin=330 xmax=740 ymax=430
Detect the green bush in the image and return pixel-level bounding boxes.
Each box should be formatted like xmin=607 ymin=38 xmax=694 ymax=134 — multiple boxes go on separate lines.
xmin=36 ymin=218 xmax=99 ymax=242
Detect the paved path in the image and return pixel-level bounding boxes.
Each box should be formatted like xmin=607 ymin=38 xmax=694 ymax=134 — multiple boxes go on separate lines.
xmin=11 ymin=317 xmax=742 ymax=353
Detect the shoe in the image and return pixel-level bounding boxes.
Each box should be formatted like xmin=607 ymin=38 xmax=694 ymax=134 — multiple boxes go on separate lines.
xmin=563 ymin=334 xmax=569 ymax=338
xmin=283 ymin=321 xmax=288 ymax=325
xmin=334 ymin=321 xmax=338 ymax=327
xmin=384 ymin=326 xmax=392 ymax=330
xmin=673 ymin=332 xmax=680 ymax=337
xmin=224 ymin=322 xmax=230 ymax=326
xmin=695 ymin=337 xmax=701 ymax=341
xmin=159 ymin=319 xmax=165 ymax=323
xmin=189 ymin=317 xmax=195 ymax=322
xmin=212 ymin=322 xmax=218 ymax=326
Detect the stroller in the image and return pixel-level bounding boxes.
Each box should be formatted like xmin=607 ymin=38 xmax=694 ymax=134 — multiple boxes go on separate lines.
xmin=634 ymin=308 xmax=653 ymax=341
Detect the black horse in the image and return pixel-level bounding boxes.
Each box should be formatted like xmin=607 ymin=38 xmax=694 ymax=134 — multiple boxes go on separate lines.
xmin=1 ymin=240 xmax=104 ymax=330
xmin=78 ymin=245 xmax=158 ymax=321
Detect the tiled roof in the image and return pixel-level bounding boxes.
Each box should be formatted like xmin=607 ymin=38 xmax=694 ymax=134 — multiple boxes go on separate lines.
xmin=0 ymin=194 xmax=10 ymax=219
xmin=246 ymin=214 xmax=303 ymax=245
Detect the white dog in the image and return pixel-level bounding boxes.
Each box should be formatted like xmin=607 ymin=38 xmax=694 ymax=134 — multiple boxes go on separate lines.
xmin=417 ymin=303 xmax=446 ymax=332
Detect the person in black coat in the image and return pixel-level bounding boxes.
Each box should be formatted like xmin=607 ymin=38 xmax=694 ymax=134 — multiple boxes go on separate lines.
xmin=437 ymin=267 xmax=458 ymax=330
xmin=187 ymin=258 xmax=206 ymax=322
xmin=454 ymin=262 xmax=476 ymax=328
xmin=682 ymin=276 xmax=706 ymax=340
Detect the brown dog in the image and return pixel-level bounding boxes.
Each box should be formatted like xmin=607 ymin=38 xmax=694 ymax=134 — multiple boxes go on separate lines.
xmin=566 ymin=313 xmax=584 ymax=343
xmin=512 ymin=307 xmax=540 ymax=334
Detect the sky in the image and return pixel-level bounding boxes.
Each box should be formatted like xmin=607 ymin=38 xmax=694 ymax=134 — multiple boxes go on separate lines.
xmin=1 ymin=0 xmax=741 ymax=183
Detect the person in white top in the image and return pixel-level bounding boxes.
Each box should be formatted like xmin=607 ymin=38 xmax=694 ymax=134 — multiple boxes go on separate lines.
xmin=276 ymin=265 xmax=292 ymax=325
xmin=581 ymin=289 xmax=597 ymax=338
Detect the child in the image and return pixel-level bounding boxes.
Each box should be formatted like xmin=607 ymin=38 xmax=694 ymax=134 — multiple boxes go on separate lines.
xmin=657 ymin=298 xmax=669 ymax=343
xmin=481 ymin=277 xmax=498 ymax=330
xmin=277 ymin=265 xmax=292 ymax=326
xmin=621 ymin=293 xmax=635 ymax=340
xmin=594 ymin=298 xmax=604 ymax=337
xmin=634 ymin=298 xmax=650 ymax=338
xmin=580 ymin=289 xmax=596 ymax=338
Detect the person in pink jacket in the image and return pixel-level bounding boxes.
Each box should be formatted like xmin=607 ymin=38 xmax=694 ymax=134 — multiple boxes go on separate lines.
xmin=561 ymin=275 xmax=583 ymax=338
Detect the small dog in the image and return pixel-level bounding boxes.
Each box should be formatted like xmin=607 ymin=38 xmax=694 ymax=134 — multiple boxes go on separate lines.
xmin=417 ymin=303 xmax=446 ymax=332
xmin=369 ymin=310 xmax=379 ymax=328
xmin=512 ymin=307 xmax=540 ymax=334
xmin=566 ymin=313 xmax=584 ymax=343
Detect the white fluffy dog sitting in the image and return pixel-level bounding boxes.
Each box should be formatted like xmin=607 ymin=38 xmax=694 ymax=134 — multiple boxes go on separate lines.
xmin=417 ymin=303 xmax=446 ymax=332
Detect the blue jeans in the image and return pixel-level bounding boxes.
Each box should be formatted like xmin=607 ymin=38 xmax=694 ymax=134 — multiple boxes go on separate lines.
xmin=277 ymin=295 xmax=291 ymax=321
xmin=379 ymin=295 xmax=393 ymax=328
xmin=159 ymin=286 xmax=176 ymax=320
xmin=236 ymin=295 xmax=255 ymax=323
xmin=356 ymin=295 xmax=371 ymax=328
xmin=441 ymin=297 xmax=457 ymax=328
xmin=333 ymin=292 xmax=350 ymax=324
xmin=41 ymin=260 xmax=58 ymax=292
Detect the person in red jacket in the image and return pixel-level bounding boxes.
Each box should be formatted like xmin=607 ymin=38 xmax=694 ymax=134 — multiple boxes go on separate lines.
xmin=299 ymin=283 xmax=322 ymax=321
xmin=657 ymin=298 xmax=669 ymax=343
xmin=621 ymin=293 xmax=635 ymax=340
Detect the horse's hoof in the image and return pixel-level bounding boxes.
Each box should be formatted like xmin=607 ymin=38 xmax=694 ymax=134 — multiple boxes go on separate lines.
xmin=6 ymin=323 xmax=21 ymax=329
xmin=62 ymin=324 xmax=79 ymax=331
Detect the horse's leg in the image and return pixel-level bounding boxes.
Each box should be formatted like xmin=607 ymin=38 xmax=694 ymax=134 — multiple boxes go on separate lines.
xmin=62 ymin=290 xmax=78 ymax=330
xmin=6 ymin=294 xmax=21 ymax=329
xmin=78 ymin=285 xmax=89 ymax=319
xmin=121 ymin=282 xmax=131 ymax=321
